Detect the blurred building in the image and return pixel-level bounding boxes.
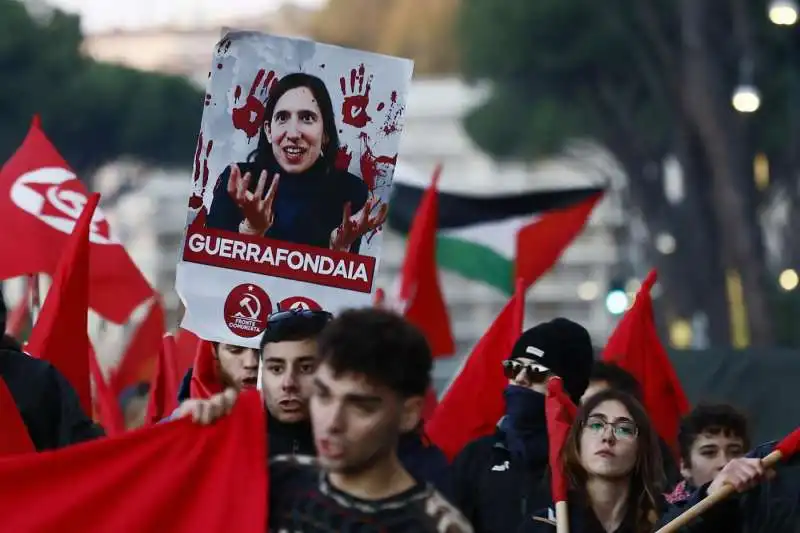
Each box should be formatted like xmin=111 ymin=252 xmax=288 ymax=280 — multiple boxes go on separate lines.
xmin=84 ymin=21 xmax=626 ymax=385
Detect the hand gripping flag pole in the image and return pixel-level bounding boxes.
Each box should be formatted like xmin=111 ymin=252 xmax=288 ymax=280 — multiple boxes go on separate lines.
xmin=656 ymin=426 xmax=800 ymax=533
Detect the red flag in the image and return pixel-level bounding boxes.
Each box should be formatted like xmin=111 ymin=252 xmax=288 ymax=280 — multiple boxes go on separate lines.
xmin=0 ymin=116 xmax=153 ymax=323
xmin=602 ymin=269 xmax=690 ymax=450
xmin=546 ymin=377 xmax=577 ymax=503
xmin=775 ymin=426 xmax=800 ymax=460
xmin=111 ymin=299 xmax=166 ymax=394
xmin=88 ymin=345 xmax=125 ymax=436
xmin=426 ymin=279 xmax=526 ymax=460
xmin=0 ymin=376 xmax=35 ymax=456
xmin=145 ymin=334 xmax=181 ymax=424
xmin=398 ymin=164 xmax=454 ymax=357
xmin=515 ymin=192 xmax=603 ymax=289
xmin=174 ymin=328 xmax=202 ymax=377
xmin=190 ymin=340 xmax=222 ymax=399
xmin=25 ymin=193 xmax=99 ymax=415
xmin=0 ymin=390 xmax=267 ymax=533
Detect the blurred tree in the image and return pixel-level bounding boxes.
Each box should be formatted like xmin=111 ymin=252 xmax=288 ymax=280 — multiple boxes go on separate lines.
xmin=458 ymin=0 xmax=800 ymax=347
xmin=311 ymin=0 xmax=461 ymax=74
xmin=0 ymin=0 xmax=202 ymax=180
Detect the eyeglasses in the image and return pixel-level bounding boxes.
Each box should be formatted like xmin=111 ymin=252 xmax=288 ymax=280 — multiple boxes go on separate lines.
xmin=583 ymin=416 xmax=638 ymax=440
xmin=267 ymin=309 xmax=333 ymax=329
xmin=502 ymin=359 xmax=550 ymax=381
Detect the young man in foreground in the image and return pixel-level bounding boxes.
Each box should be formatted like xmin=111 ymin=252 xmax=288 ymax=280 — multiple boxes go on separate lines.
xmin=178 ymin=308 xmax=472 ymax=532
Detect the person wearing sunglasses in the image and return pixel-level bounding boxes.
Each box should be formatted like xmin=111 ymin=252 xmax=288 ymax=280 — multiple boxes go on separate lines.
xmin=451 ymin=318 xmax=595 ymax=533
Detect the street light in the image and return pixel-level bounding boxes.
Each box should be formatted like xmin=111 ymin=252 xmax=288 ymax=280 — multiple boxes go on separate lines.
xmin=769 ymin=0 xmax=799 ymax=25
xmin=732 ymin=84 xmax=761 ymax=113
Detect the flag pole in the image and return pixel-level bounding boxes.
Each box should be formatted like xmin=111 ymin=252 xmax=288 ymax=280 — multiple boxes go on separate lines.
xmin=555 ymin=500 xmax=569 ymax=533
xmin=29 ymin=274 xmax=41 ymax=325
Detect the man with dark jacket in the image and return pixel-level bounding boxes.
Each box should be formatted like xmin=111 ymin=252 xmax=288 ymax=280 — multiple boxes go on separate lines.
xmin=451 ymin=318 xmax=594 ymax=533
xmin=0 ymin=297 xmax=104 ymax=450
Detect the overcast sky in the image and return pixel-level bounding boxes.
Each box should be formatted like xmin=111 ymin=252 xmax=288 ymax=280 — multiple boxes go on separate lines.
xmin=46 ymin=0 xmax=325 ymax=33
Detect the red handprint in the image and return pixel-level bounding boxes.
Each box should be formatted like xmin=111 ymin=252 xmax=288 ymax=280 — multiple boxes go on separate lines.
xmin=189 ymin=132 xmax=213 ymax=209
xmin=339 ymin=64 xmax=374 ymax=129
xmin=232 ymin=69 xmax=279 ymax=139
xmin=358 ymin=132 xmax=397 ymax=191
xmin=381 ymin=91 xmax=404 ymax=135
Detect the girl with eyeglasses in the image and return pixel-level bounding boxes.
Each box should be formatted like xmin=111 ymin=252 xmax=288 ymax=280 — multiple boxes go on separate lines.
xmin=520 ymin=389 xmax=756 ymax=533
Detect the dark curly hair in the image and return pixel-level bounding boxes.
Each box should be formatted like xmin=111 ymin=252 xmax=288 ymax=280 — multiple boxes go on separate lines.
xmin=317 ymin=308 xmax=432 ymax=398
xmin=678 ymin=403 xmax=751 ymax=465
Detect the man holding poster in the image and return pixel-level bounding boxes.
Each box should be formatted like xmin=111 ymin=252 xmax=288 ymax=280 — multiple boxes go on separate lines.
xmin=177 ymin=31 xmax=413 ymax=346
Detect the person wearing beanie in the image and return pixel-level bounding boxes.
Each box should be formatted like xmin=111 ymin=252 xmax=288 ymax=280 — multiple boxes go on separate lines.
xmin=451 ymin=317 xmax=594 ymax=533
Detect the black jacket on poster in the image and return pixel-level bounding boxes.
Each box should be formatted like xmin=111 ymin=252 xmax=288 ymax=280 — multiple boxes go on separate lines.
xmin=0 ymin=345 xmax=104 ymax=451
xmin=452 ymin=420 xmax=552 ymax=533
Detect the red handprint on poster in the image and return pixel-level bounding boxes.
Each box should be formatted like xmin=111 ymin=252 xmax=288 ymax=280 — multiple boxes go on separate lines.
xmin=189 ymin=133 xmax=214 ymax=209
xmin=232 ymin=69 xmax=279 ymax=139
xmin=339 ymin=64 xmax=374 ymax=128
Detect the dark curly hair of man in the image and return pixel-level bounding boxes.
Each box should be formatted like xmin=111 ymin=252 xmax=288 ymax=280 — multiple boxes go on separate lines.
xmin=317 ymin=308 xmax=432 ymax=398
xmin=678 ymin=403 xmax=751 ymax=464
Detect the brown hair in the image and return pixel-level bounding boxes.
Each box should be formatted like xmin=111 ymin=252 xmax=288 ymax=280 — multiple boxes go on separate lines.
xmin=561 ymin=389 xmax=665 ymax=532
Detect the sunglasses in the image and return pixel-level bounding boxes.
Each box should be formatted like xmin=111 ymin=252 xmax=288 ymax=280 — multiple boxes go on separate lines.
xmin=266 ymin=309 xmax=333 ymax=329
xmin=502 ymin=359 xmax=551 ymax=381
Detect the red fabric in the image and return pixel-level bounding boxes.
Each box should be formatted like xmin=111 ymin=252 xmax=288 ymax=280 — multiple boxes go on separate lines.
xmin=426 ymin=280 xmax=526 ymax=460
xmin=4 ymin=278 xmax=31 ymax=336
xmin=0 ymin=390 xmax=267 ymax=533
xmin=545 ymin=377 xmax=576 ymax=502
xmin=111 ymin=299 xmax=166 ymax=394
xmin=190 ymin=340 xmax=222 ymax=399
xmin=602 ymin=269 xmax=690 ymax=451
xmin=145 ymin=334 xmax=181 ymax=424
xmin=399 ymin=164 xmax=454 ymax=357
xmin=515 ymin=193 xmax=603 ymax=289
xmin=25 ymin=194 xmax=99 ymax=415
xmin=0 ymin=376 xmax=35 ymax=456
xmin=174 ymin=328 xmax=203 ymax=376
xmin=775 ymin=426 xmax=800 ymax=460
xmin=0 ymin=116 xmax=153 ymax=323
xmin=88 ymin=345 xmax=125 ymax=436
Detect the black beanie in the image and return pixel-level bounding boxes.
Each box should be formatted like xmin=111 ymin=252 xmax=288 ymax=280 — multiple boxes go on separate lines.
xmin=509 ymin=317 xmax=594 ymax=403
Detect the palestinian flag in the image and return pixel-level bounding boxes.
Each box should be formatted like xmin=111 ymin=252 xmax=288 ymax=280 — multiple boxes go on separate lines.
xmin=388 ymin=167 xmax=604 ymax=293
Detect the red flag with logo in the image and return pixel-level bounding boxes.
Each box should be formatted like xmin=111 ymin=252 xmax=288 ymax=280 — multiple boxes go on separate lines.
xmin=0 ymin=116 xmax=153 ymax=323
xmin=0 ymin=390 xmax=267 ymax=533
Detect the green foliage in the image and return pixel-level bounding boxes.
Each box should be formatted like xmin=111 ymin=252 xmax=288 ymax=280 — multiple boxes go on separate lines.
xmin=0 ymin=0 xmax=202 ymax=177
xmin=457 ymin=0 xmax=798 ymax=170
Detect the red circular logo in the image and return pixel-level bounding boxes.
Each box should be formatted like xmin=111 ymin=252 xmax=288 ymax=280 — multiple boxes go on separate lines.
xmin=278 ymin=296 xmax=322 ymax=311
xmin=223 ymin=284 xmax=272 ymax=338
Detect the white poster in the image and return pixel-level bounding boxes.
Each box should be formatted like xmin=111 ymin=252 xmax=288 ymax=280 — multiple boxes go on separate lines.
xmin=175 ymin=30 xmax=414 ymax=347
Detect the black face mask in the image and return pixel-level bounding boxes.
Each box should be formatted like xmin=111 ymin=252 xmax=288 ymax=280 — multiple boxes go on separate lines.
xmin=501 ymin=385 xmax=548 ymax=466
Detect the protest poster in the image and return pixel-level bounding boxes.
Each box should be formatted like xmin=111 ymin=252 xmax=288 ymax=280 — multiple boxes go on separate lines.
xmin=175 ymin=30 xmax=414 ymax=346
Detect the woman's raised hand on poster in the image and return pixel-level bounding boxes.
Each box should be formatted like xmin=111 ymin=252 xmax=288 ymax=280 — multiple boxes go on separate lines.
xmin=227 ymin=164 xmax=280 ymax=235
xmin=330 ymin=196 xmax=388 ymax=252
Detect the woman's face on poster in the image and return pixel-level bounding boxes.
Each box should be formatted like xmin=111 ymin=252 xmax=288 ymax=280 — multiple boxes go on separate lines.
xmin=266 ymin=86 xmax=328 ymax=174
